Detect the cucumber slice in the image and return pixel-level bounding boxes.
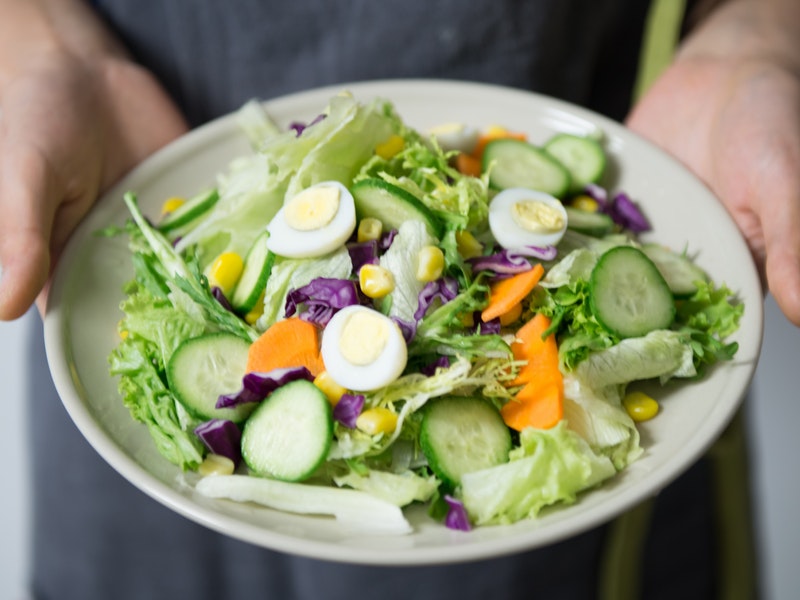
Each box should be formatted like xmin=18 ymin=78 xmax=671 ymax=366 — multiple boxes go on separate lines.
xmin=482 ymin=138 xmax=571 ymax=197
xmin=241 ymin=379 xmax=333 ymax=482
xmin=589 ymin=246 xmax=676 ymax=338
xmin=350 ymin=178 xmax=443 ymax=239
xmin=420 ymin=396 xmax=511 ymax=489
xmin=158 ymin=188 xmax=219 ymax=234
xmin=543 ymin=134 xmax=606 ymax=193
xmin=565 ymin=206 xmax=615 ymax=237
xmin=167 ymin=332 xmax=255 ymax=423
xmin=641 ymin=243 xmax=709 ymax=299
xmin=231 ymin=231 xmax=274 ymax=314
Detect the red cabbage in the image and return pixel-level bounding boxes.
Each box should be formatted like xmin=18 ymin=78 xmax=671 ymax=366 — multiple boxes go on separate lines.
xmin=285 ymin=277 xmax=361 ymax=326
xmin=468 ymin=246 xmax=557 ymax=274
xmin=194 ymin=419 xmax=242 ymax=466
xmin=444 ymin=495 xmax=471 ymax=531
xmin=392 ymin=317 xmax=417 ymax=343
xmin=333 ymin=393 xmax=365 ymax=428
xmin=289 ymin=113 xmax=326 ymax=136
xmin=379 ymin=229 xmax=398 ymax=251
xmin=347 ymin=240 xmax=379 ymax=272
xmin=583 ymin=185 xmax=650 ymax=233
xmin=420 ymin=355 xmax=450 ymax=376
xmin=414 ymin=277 xmax=459 ymax=321
xmin=475 ymin=315 xmax=501 ymax=335
xmin=216 ymin=366 xmax=314 ymax=408
xmin=211 ymin=286 xmax=235 ymax=312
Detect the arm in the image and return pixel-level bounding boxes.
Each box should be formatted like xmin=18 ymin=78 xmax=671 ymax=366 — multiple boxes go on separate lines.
xmin=627 ymin=0 xmax=800 ymax=325
xmin=0 ymin=0 xmax=187 ymax=320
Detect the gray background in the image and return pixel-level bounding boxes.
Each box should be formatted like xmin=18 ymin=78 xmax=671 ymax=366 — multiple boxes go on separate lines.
xmin=1 ymin=296 xmax=798 ymax=599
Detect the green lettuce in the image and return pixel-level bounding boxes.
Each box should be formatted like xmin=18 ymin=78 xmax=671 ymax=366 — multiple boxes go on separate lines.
xmin=334 ymin=469 xmax=439 ymax=507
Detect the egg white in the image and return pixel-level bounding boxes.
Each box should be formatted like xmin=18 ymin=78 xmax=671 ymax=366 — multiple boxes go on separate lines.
xmin=488 ymin=188 xmax=568 ymax=249
xmin=428 ymin=122 xmax=480 ymax=154
xmin=266 ymin=181 xmax=356 ymax=258
xmin=321 ymin=305 xmax=408 ymax=392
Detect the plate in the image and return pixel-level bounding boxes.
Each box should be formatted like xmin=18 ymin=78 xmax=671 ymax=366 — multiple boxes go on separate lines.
xmin=44 ymin=79 xmax=763 ymax=565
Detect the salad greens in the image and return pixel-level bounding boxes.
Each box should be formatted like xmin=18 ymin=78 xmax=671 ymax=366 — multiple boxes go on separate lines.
xmin=108 ymin=92 xmax=743 ymax=532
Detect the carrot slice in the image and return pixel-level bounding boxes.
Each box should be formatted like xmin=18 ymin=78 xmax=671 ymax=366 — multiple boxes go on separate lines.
xmin=454 ymin=152 xmax=483 ymax=177
xmin=501 ymin=313 xmax=564 ymax=431
xmin=246 ymin=318 xmax=324 ymax=377
xmin=481 ymin=263 xmax=545 ymax=323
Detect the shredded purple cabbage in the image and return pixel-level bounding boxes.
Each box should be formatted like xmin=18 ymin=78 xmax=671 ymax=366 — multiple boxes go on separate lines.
xmin=194 ymin=419 xmax=242 ymax=466
xmin=443 ymin=495 xmax=472 ymax=531
xmin=583 ymin=185 xmax=651 ymax=233
xmin=379 ymin=229 xmax=398 ymax=251
xmin=475 ymin=316 xmax=501 ymax=335
xmin=216 ymin=366 xmax=314 ymax=408
xmin=211 ymin=286 xmax=235 ymax=312
xmin=392 ymin=317 xmax=417 ymax=343
xmin=420 ymin=355 xmax=450 ymax=376
xmin=285 ymin=277 xmax=361 ymax=327
xmin=414 ymin=277 xmax=459 ymax=321
xmin=468 ymin=246 xmax=557 ymax=274
xmin=347 ymin=240 xmax=379 ymax=272
xmin=333 ymin=393 xmax=365 ymax=428
xmin=288 ymin=113 xmax=326 ymax=137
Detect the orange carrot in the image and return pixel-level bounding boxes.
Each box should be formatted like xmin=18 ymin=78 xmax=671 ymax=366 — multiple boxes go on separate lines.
xmin=454 ymin=152 xmax=483 ymax=177
xmin=480 ymin=263 xmax=544 ymax=323
xmin=246 ymin=317 xmax=325 ymax=377
xmin=501 ymin=313 xmax=564 ymax=431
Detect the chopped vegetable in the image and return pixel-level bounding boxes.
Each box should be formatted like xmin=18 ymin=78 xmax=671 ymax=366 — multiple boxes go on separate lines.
xmin=246 ymin=317 xmax=324 ymax=377
xmin=480 ymin=263 xmax=545 ymax=323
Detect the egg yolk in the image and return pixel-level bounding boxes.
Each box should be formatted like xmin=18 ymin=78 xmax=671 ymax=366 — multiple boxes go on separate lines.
xmin=284 ymin=185 xmax=340 ymax=231
xmin=338 ymin=311 xmax=389 ymax=366
xmin=511 ymin=200 xmax=565 ymax=233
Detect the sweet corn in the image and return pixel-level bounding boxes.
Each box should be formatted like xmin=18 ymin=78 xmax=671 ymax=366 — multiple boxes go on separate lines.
xmin=198 ymin=454 xmax=236 ymax=477
xmin=455 ymin=230 xmax=483 ymax=259
xmin=357 ymin=217 xmax=383 ymax=243
xmin=314 ymin=371 xmax=348 ymax=406
xmin=623 ymin=391 xmax=660 ymax=422
xmin=375 ymin=134 xmax=405 ymax=160
xmin=416 ymin=245 xmax=445 ymax=282
xmin=356 ymin=407 xmax=398 ymax=436
xmin=571 ymin=194 xmax=600 ymax=213
xmin=244 ymin=291 xmax=266 ymax=325
xmin=207 ymin=252 xmax=244 ymax=296
xmin=359 ymin=264 xmax=395 ymax=298
xmin=499 ymin=302 xmax=523 ymax=326
xmin=161 ymin=196 xmax=186 ymax=215
xmin=459 ymin=311 xmax=476 ymax=328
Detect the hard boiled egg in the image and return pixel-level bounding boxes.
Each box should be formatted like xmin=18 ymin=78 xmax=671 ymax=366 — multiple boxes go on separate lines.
xmin=427 ymin=122 xmax=480 ymax=154
xmin=267 ymin=181 xmax=356 ymax=258
xmin=321 ymin=305 xmax=408 ymax=392
xmin=488 ymin=188 xmax=568 ymax=249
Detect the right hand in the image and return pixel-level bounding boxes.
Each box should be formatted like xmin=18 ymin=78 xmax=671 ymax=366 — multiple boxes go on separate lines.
xmin=0 ymin=51 xmax=188 ymax=320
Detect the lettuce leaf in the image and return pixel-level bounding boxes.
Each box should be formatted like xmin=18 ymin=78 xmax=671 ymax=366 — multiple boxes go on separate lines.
xmin=334 ymin=468 xmax=439 ymax=507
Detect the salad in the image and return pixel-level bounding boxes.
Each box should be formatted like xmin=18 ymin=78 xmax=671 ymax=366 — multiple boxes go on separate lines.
xmin=107 ymin=92 xmax=742 ymax=534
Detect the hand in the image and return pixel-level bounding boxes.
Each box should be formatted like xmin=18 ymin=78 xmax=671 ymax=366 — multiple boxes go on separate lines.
xmin=627 ymin=4 xmax=800 ymax=326
xmin=0 ymin=51 xmax=187 ymax=320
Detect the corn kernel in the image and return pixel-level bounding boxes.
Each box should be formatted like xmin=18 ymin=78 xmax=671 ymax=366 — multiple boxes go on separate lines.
xmin=375 ymin=134 xmax=405 ymax=160
xmin=161 ymin=196 xmax=186 ymax=215
xmin=244 ymin=291 xmax=266 ymax=325
xmin=623 ymin=391 xmax=660 ymax=422
xmin=207 ymin=252 xmax=244 ymax=296
xmin=198 ymin=454 xmax=236 ymax=477
xmin=357 ymin=217 xmax=383 ymax=243
xmin=459 ymin=311 xmax=476 ymax=328
xmin=499 ymin=302 xmax=523 ymax=326
xmin=356 ymin=407 xmax=398 ymax=436
xmin=359 ymin=264 xmax=395 ymax=298
xmin=416 ymin=245 xmax=445 ymax=282
xmin=314 ymin=371 xmax=348 ymax=406
xmin=571 ymin=194 xmax=600 ymax=213
xmin=484 ymin=124 xmax=511 ymax=138
xmin=455 ymin=230 xmax=483 ymax=259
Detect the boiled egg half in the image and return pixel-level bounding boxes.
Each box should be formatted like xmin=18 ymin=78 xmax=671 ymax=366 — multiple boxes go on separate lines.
xmin=488 ymin=188 xmax=568 ymax=249
xmin=321 ymin=305 xmax=408 ymax=392
xmin=427 ymin=122 xmax=480 ymax=154
xmin=267 ymin=181 xmax=356 ymax=258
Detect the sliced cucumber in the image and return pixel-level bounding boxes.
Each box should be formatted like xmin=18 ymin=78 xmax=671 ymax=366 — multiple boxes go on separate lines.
xmin=420 ymin=396 xmax=511 ymax=489
xmin=241 ymin=379 xmax=333 ymax=482
xmin=641 ymin=243 xmax=708 ymax=299
xmin=589 ymin=246 xmax=676 ymax=338
xmin=158 ymin=188 xmax=219 ymax=234
xmin=544 ymin=133 xmax=606 ymax=193
xmin=482 ymin=138 xmax=571 ymax=197
xmin=565 ymin=206 xmax=615 ymax=237
xmin=350 ymin=178 xmax=443 ymax=239
xmin=231 ymin=231 xmax=274 ymax=314
xmin=167 ymin=332 xmax=255 ymax=423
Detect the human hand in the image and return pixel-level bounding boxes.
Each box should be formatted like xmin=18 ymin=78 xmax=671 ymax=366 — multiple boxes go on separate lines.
xmin=0 ymin=52 xmax=187 ymax=320
xmin=626 ymin=0 xmax=800 ymax=326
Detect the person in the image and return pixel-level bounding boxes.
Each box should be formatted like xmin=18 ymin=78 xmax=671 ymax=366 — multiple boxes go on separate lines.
xmin=1 ymin=0 xmax=798 ymax=598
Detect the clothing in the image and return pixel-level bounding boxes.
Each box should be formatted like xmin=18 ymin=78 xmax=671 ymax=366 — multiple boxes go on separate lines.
xmin=28 ymin=1 xmax=755 ymax=598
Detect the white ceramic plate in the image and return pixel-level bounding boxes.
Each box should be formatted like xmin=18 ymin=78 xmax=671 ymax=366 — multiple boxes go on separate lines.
xmin=44 ymin=79 xmax=763 ymax=565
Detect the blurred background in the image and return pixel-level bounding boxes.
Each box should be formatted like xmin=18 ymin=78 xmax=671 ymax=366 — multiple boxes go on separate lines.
xmin=1 ymin=297 xmax=799 ymax=600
